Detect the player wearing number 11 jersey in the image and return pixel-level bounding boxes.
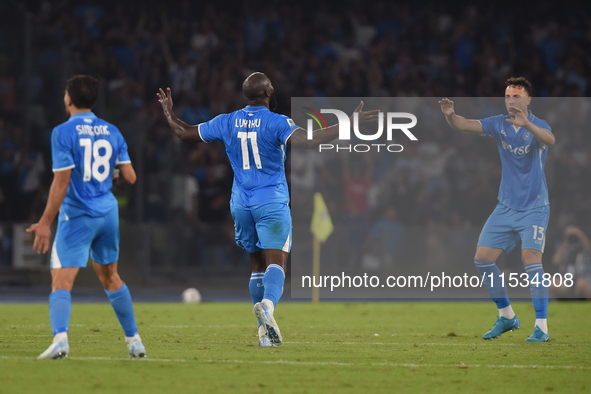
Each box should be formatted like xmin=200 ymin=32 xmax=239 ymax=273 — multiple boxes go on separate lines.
xmin=159 ymin=73 xmax=296 ymax=347
xmin=158 ymin=73 xmax=378 ymax=347
xmin=27 ymin=75 xmax=146 ymax=359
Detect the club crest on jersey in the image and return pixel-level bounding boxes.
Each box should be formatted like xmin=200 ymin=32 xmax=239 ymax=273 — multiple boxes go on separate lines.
xmin=523 ymin=133 xmax=530 ymax=140
xmin=500 ymin=129 xmax=507 ymax=137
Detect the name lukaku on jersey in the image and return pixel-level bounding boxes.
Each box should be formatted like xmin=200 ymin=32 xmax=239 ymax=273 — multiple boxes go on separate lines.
xmin=76 ymin=124 xmax=111 ymax=136
xmin=501 ymin=140 xmax=532 ymax=156
xmin=235 ymin=119 xmax=261 ymax=128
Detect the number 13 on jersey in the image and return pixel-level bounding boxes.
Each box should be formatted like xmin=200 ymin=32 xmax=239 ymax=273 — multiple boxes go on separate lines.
xmin=532 ymin=225 xmax=545 ymax=241
xmin=238 ymin=132 xmax=262 ymax=170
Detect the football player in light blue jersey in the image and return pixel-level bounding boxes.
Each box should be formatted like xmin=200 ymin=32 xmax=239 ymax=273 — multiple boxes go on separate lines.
xmin=158 ymin=73 xmax=377 ymax=346
xmin=440 ymin=77 xmax=555 ymax=342
xmin=27 ymin=75 xmax=146 ymax=359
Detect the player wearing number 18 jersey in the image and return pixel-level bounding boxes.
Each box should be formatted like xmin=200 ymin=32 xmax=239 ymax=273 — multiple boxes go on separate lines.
xmin=28 ymin=75 xmax=146 ymax=359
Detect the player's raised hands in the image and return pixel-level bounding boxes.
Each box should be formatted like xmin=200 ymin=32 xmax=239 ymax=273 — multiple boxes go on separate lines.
xmin=157 ymin=87 xmax=174 ymax=118
xmin=158 ymin=87 xmax=204 ymax=142
xmin=26 ymin=222 xmax=51 ymax=254
xmin=351 ymin=101 xmax=381 ymax=124
xmin=439 ymin=98 xmax=454 ymax=116
xmin=506 ymin=105 xmax=529 ymax=127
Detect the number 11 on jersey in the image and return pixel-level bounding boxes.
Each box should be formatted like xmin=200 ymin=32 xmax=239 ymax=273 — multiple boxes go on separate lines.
xmin=237 ymin=132 xmax=263 ymax=170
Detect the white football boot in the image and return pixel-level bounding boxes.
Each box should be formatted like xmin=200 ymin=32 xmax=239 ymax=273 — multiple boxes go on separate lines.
xmin=37 ymin=338 xmax=69 ymax=360
xmin=253 ymin=301 xmax=282 ymax=346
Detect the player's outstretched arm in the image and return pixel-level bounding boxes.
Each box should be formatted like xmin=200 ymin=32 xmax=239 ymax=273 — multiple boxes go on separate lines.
xmin=115 ymin=163 xmax=137 ymax=185
xmin=439 ymin=98 xmax=483 ymax=134
xmin=157 ymin=87 xmax=204 ymax=143
xmin=26 ymin=169 xmax=71 ymax=254
xmin=287 ymin=101 xmax=380 ymax=148
xmin=287 ymin=122 xmax=340 ymax=148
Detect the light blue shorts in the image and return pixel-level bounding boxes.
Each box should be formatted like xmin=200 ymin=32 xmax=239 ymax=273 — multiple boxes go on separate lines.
xmin=50 ymin=207 xmax=120 ymax=269
xmin=230 ymin=203 xmax=292 ymax=254
xmin=478 ymin=203 xmax=549 ymax=253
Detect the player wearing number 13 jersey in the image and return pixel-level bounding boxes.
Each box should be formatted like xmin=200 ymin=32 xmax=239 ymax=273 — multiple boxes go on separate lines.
xmin=440 ymin=77 xmax=555 ymax=342
xmin=28 ymin=75 xmax=146 ymax=359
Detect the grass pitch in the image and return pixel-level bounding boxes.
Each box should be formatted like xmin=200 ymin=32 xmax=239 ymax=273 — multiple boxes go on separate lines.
xmin=0 ymin=301 xmax=589 ymax=394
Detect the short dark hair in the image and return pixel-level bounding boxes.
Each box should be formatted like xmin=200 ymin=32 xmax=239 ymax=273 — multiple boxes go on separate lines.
xmin=505 ymin=77 xmax=532 ymax=96
xmin=66 ymin=75 xmax=99 ymax=109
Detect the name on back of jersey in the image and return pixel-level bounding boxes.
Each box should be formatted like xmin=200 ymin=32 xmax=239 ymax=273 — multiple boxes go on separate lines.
xmin=235 ymin=119 xmax=261 ymax=128
xmin=76 ymin=124 xmax=111 ymax=136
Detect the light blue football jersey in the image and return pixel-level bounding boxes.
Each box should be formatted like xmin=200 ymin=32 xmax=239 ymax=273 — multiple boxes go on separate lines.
xmin=479 ymin=110 xmax=551 ymax=211
xmin=51 ymin=112 xmax=131 ymax=218
xmin=198 ymin=106 xmax=299 ymax=208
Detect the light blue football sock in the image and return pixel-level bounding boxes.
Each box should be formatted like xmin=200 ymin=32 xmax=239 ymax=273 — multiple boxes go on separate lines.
xmin=49 ymin=290 xmax=72 ymax=335
xmin=475 ymin=259 xmax=511 ymax=309
xmin=105 ymin=283 xmax=138 ymax=337
xmin=525 ymin=263 xmax=548 ymax=319
xmin=262 ymin=264 xmax=285 ymax=307
xmin=249 ymin=272 xmax=265 ymax=326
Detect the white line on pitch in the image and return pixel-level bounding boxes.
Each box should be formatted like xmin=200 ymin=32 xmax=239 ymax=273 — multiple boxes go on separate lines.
xmin=1 ymin=355 xmax=589 ymax=369
xmin=284 ymin=341 xmax=577 ymax=347
xmin=2 ymin=338 xmax=581 ymax=347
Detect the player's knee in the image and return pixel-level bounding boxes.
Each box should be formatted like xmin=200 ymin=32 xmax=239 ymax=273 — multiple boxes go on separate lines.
xmin=521 ymin=251 xmax=541 ymax=266
xmin=98 ymin=272 xmax=122 ymax=289
xmin=522 ymin=257 xmax=538 ymax=266
xmin=474 ymin=250 xmax=490 ymax=262
xmin=474 ymin=246 xmax=502 ymax=262
xmin=52 ymin=279 xmax=74 ymax=292
xmin=51 ymin=269 xmax=77 ymax=291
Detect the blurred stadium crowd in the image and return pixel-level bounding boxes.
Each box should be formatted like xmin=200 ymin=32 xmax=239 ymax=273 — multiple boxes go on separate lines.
xmin=1 ymin=0 xmax=591 ymax=270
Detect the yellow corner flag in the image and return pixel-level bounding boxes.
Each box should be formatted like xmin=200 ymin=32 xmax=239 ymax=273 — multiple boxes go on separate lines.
xmin=310 ymin=192 xmax=334 ymax=243
xmin=310 ymin=192 xmax=333 ymax=303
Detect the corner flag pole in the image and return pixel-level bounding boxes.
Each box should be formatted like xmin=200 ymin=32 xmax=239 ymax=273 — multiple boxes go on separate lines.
xmin=312 ymin=236 xmax=321 ymax=303
xmin=310 ymin=193 xmax=334 ymax=304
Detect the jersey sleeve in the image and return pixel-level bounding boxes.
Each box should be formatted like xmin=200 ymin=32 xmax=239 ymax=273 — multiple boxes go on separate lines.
xmin=533 ymin=118 xmax=552 ymax=148
xmin=115 ymin=133 xmax=131 ymax=165
xmin=275 ymin=115 xmax=300 ymax=144
xmin=537 ymin=119 xmax=552 ymax=133
xmin=478 ymin=114 xmax=503 ymax=137
xmin=198 ymin=114 xmax=227 ymax=143
xmin=51 ymin=127 xmax=75 ymax=172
